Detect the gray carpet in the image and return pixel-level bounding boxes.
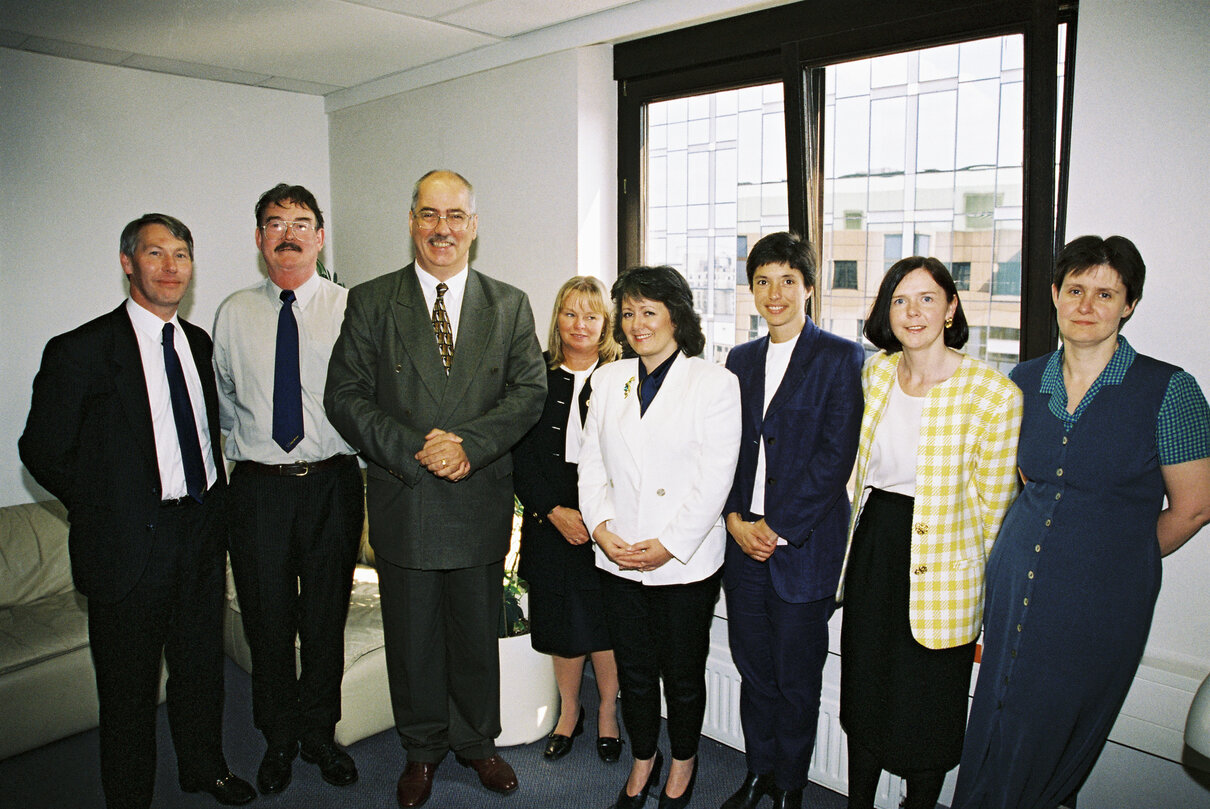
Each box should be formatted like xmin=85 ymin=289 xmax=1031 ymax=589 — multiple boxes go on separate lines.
xmin=0 ymin=659 xmax=850 ymax=809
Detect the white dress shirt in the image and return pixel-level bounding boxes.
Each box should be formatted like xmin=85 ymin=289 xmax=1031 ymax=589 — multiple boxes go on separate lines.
xmin=212 ymin=272 xmax=357 ymax=464
xmin=414 ymin=264 xmax=468 ymax=349
xmin=125 ymin=298 xmax=218 ymax=498
xmin=750 ymin=331 xmax=798 ymax=522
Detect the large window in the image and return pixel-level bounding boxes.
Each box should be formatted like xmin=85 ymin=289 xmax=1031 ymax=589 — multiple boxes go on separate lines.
xmin=645 ymin=86 xmax=788 ymax=361
xmin=813 ymin=35 xmax=1055 ymax=369
xmin=618 ymin=0 xmax=1074 ymax=363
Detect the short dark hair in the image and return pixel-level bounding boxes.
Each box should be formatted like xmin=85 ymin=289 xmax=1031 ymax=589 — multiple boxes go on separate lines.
xmin=1053 ymin=235 xmax=1145 ymax=326
xmin=611 ymin=266 xmax=706 ymax=358
xmin=864 ymin=256 xmax=969 ymax=352
xmin=255 ymin=183 xmax=324 ymax=230
xmin=745 ymin=231 xmax=816 ymax=290
xmin=119 ymin=213 xmax=193 ymax=260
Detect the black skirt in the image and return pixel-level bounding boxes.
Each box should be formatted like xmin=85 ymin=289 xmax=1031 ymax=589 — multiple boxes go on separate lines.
xmin=839 ymin=488 xmax=976 ymax=774
xmin=521 ymin=516 xmax=612 ymax=658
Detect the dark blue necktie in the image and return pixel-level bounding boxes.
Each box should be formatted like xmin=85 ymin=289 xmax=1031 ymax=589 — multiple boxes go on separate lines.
xmin=273 ymin=289 xmax=304 ymax=452
xmin=162 ymin=323 xmax=207 ymax=502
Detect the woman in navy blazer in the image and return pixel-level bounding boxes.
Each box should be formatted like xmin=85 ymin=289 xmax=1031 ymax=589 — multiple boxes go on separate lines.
xmin=721 ymin=232 xmax=865 ymax=809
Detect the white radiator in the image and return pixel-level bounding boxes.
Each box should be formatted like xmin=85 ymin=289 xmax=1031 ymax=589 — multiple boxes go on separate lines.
xmin=700 ymin=607 xmax=1205 ymax=809
xmin=701 ymin=607 xmax=948 ymax=809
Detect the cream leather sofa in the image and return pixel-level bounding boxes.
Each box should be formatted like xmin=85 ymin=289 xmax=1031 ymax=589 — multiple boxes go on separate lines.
xmin=222 ymin=560 xmax=395 ymax=747
xmin=0 ymin=501 xmax=99 ymax=760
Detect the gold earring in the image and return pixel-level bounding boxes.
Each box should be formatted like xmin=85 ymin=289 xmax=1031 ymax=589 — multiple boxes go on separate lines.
xmin=945 ymin=318 xmax=954 ymax=328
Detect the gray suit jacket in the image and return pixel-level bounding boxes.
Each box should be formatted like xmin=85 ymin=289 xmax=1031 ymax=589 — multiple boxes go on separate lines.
xmin=325 ymin=264 xmax=546 ymax=570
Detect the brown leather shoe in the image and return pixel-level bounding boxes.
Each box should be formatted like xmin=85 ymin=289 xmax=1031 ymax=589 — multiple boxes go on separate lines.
xmin=455 ymin=753 xmax=519 ymax=794
xmin=396 ymin=761 xmax=437 ymax=808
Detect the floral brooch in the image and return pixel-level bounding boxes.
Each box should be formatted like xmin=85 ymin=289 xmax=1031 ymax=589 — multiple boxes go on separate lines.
xmin=623 ymin=376 xmax=636 ymax=399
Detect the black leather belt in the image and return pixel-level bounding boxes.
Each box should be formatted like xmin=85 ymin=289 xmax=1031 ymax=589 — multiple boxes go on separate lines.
xmin=160 ymin=496 xmax=194 ymax=507
xmin=238 ymin=455 xmax=354 ymax=477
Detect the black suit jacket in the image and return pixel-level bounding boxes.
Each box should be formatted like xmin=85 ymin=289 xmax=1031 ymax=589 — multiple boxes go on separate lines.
xmin=325 ymin=264 xmax=546 ymax=570
xmin=19 ymin=303 xmax=227 ymax=604
xmin=513 ymin=362 xmax=595 ymax=592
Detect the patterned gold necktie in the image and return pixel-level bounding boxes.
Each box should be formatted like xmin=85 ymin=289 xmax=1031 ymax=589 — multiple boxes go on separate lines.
xmin=432 ymin=282 xmax=454 ymax=374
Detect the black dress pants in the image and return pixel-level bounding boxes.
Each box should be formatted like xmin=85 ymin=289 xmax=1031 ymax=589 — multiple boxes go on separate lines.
xmin=600 ymin=569 xmax=722 ymax=761
xmin=375 ymin=558 xmax=505 ymax=761
xmin=227 ymin=457 xmax=364 ymax=747
xmin=87 ymin=496 xmax=227 ymax=809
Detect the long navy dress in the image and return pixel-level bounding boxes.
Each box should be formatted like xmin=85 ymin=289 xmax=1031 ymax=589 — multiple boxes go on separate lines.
xmin=953 ymin=342 xmax=1203 ymax=809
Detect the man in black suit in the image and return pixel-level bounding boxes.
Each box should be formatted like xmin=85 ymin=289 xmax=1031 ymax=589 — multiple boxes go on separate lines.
xmin=326 ymin=170 xmax=546 ymax=808
xmin=19 ymin=214 xmax=255 ymax=809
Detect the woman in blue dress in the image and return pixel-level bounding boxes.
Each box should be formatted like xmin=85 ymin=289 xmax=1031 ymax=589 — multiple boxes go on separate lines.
xmin=952 ymin=235 xmax=1210 ymax=809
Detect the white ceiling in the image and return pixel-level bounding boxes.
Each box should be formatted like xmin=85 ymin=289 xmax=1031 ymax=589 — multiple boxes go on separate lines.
xmin=0 ymin=0 xmax=790 ymax=109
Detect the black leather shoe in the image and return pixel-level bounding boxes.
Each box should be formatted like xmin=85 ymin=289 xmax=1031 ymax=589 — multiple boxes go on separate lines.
xmin=257 ymin=743 xmax=298 ymax=794
xmin=613 ymin=751 xmax=662 ymax=809
xmin=180 ymin=770 xmax=257 ymax=806
xmin=302 ymin=737 xmax=358 ymax=786
xmin=769 ymin=786 xmax=802 ymax=809
xmin=544 ymin=706 xmax=586 ymax=759
xmin=597 ymin=735 xmax=624 ymax=763
xmin=721 ymin=771 xmax=772 ymax=809
xmin=657 ymin=757 xmax=697 ymax=809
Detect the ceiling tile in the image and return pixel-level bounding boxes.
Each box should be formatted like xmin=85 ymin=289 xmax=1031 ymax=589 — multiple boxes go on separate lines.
xmin=439 ymin=0 xmax=640 ymax=38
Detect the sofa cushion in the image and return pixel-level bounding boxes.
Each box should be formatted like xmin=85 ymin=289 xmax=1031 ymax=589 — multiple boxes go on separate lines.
xmin=0 ymin=500 xmax=73 ymax=609
xmin=0 ymin=589 xmax=90 ymax=676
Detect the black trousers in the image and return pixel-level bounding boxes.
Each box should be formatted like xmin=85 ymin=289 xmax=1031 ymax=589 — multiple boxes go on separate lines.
xmin=87 ymin=496 xmax=227 ymax=809
xmin=600 ymin=569 xmax=722 ymax=761
xmin=375 ymin=558 xmax=505 ymax=761
xmin=227 ymin=456 xmax=364 ymax=747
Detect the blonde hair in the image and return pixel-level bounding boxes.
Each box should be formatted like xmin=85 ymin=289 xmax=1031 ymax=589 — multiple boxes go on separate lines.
xmin=546 ymin=276 xmax=622 ymax=370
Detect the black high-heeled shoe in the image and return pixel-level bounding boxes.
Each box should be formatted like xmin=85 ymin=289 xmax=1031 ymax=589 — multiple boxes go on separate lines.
xmin=612 ymin=751 xmax=663 ymax=809
xmin=657 ymin=757 xmax=697 ymax=809
xmin=543 ymin=706 xmax=585 ymax=760
xmin=597 ymin=734 xmax=624 ymax=763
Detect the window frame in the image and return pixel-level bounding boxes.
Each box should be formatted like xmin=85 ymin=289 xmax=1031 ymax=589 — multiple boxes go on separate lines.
xmin=617 ymin=0 xmax=1077 ymax=360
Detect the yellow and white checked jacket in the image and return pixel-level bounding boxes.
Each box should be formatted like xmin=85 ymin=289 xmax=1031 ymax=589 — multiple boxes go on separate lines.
xmin=836 ymin=351 xmax=1023 ymax=649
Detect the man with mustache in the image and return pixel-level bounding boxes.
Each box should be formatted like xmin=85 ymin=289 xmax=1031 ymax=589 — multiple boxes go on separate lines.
xmin=212 ymin=184 xmax=364 ymax=796
xmin=326 ymin=170 xmax=546 ymax=808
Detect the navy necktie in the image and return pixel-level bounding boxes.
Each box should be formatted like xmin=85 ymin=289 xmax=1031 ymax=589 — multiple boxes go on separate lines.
xmin=162 ymin=323 xmax=207 ymax=502
xmin=273 ymin=289 xmax=304 ymax=452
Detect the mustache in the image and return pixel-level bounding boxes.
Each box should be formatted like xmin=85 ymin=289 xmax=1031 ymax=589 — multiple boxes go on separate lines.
xmin=275 ymin=242 xmax=303 ymax=253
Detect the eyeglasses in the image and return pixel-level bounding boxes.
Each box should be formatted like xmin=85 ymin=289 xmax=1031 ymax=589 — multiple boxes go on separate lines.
xmin=260 ymin=220 xmax=316 ymax=238
xmin=412 ymin=210 xmax=474 ymax=232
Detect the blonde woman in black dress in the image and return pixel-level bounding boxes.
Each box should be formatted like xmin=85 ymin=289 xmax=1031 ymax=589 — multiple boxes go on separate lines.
xmin=514 ymin=276 xmax=624 ymax=762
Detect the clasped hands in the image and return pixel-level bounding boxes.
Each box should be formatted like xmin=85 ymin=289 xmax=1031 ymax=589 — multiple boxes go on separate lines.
xmin=725 ymin=513 xmax=779 ymax=562
xmin=592 ymin=523 xmax=673 ymax=572
xmin=415 ymin=428 xmax=470 ymax=481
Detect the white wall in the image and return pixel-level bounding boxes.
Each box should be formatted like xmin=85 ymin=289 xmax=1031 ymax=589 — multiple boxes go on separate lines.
xmin=1066 ymin=0 xmax=1210 ymax=672
xmin=327 ymin=45 xmax=617 ymax=345
xmin=0 ymin=48 xmax=331 ymax=505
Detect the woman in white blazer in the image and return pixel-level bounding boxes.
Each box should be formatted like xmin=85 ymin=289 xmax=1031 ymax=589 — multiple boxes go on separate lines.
xmin=579 ymin=266 xmax=741 ymax=809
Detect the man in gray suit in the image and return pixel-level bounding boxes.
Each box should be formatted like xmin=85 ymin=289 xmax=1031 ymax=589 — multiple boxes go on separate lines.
xmin=325 ymin=170 xmax=545 ymax=809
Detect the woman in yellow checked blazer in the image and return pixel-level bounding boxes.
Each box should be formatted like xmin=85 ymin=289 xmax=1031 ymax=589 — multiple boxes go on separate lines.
xmin=835 ymin=257 xmax=1022 ymax=809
